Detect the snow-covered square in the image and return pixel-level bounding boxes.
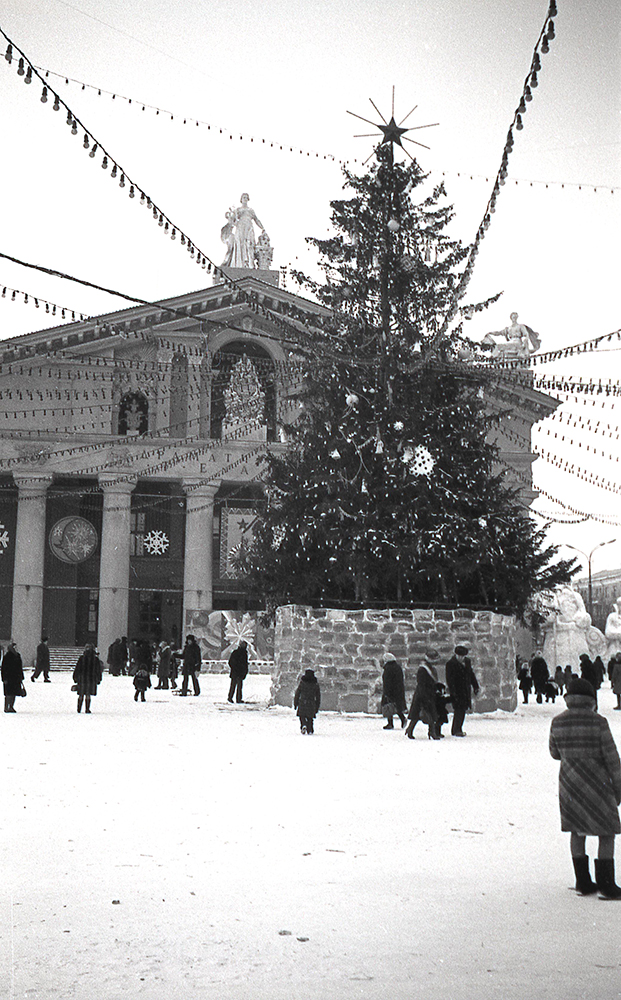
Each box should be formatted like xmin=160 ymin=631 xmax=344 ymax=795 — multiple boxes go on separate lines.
xmin=2 ymin=673 xmax=621 ymax=999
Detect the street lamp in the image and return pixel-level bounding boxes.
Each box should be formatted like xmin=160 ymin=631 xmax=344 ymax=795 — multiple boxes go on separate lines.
xmin=562 ymin=539 xmax=617 ymax=619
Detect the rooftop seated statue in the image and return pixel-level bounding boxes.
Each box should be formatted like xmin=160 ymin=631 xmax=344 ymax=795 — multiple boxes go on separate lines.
xmin=483 ymin=311 xmax=541 ymax=360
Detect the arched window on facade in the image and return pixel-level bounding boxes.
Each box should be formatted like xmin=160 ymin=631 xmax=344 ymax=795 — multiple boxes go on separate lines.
xmin=210 ymin=341 xmax=276 ymax=442
xmin=118 ymin=391 xmax=148 ymax=435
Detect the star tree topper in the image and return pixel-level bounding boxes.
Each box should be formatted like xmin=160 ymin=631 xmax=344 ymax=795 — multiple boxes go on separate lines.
xmin=347 ymin=87 xmax=438 ymax=163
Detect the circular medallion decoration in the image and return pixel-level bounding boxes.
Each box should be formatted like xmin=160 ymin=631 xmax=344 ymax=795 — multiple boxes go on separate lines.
xmin=49 ymin=516 xmax=98 ymax=564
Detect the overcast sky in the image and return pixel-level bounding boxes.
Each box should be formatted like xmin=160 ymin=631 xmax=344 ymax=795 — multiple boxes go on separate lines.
xmin=0 ymin=0 xmax=620 ymax=574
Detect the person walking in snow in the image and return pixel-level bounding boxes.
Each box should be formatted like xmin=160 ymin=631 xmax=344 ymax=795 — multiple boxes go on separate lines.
xmin=227 ymin=640 xmax=249 ymax=703
xmin=554 ymin=665 xmax=566 ymax=696
xmin=405 ymin=661 xmax=440 ymax=740
xmin=73 ymin=644 xmax=102 ymax=714
xmin=178 ymin=635 xmax=201 ymax=697
xmin=380 ymin=656 xmax=407 ymax=729
xmin=517 ymin=665 xmax=533 ymax=704
xmin=294 ymin=668 xmax=321 ymax=734
xmin=31 ymin=636 xmax=51 ymax=683
xmin=133 ymin=665 xmax=151 ymax=702
xmin=611 ymin=659 xmax=621 ymax=711
xmin=445 ymin=645 xmax=479 ymax=737
xmin=549 ymin=678 xmax=621 ymax=898
xmin=2 ymin=640 xmax=24 ymax=713
xmin=530 ymin=651 xmax=549 ymax=704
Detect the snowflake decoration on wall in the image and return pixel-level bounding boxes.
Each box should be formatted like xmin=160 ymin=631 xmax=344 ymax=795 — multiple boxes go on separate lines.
xmin=0 ymin=523 xmax=9 ymax=553
xmin=143 ymin=529 xmax=170 ymax=555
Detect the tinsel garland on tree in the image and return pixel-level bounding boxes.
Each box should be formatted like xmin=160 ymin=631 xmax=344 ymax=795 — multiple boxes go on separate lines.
xmin=238 ymin=147 xmax=575 ymax=614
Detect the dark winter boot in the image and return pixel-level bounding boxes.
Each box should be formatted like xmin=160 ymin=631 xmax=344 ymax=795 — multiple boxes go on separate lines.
xmin=405 ymin=721 xmax=415 ymax=740
xmin=399 ymin=713 xmax=407 ymax=728
xmin=383 ymin=719 xmax=394 ymax=729
xmin=77 ymin=696 xmax=83 ymax=713
xmin=572 ymin=855 xmax=597 ymax=895
xmin=595 ymin=859 xmax=621 ymax=899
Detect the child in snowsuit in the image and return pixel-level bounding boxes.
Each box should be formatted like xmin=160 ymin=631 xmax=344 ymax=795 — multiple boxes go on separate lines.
xmin=133 ymin=666 xmax=151 ymax=702
xmin=544 ymin=680 xmax=559 ymax=703
xmin=549 ymin=678 xmax=621 ymax=898
xmin=294 ymin=669 xmax=321 ymax=734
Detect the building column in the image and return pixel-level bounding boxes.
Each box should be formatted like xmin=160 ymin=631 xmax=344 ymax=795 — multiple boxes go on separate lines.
xmin=11 ymin=474 xmax=53 ymax=667
xmin=182 ymin=480 xmax=220 ymax=636
xmin=97 ymin=476 xmax=136 ymax=659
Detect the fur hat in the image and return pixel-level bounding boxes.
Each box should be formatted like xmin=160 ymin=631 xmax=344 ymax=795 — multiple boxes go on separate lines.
xmin=455 ymin=645 xmax=469 ymax=656
xmin=302 ymin=669 xmax=316 ymax=681
xmin=566 ymin=678 xmax=596 ymax=699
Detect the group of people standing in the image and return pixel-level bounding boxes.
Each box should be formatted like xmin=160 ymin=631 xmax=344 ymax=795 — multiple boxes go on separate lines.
xmin=380 ymin=645 xmax=480 ymax=740
xmin=2 ymin=634 xmax=251 ymax=713
xmin=518 ymin=650 xmax=621 ymax=710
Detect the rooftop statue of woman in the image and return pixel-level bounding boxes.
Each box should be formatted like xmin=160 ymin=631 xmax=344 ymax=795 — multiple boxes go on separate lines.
xmin=230 ymin=193 xmax=267 ymax=269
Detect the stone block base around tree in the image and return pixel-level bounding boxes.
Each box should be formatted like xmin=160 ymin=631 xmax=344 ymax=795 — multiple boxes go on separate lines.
xmin=271 ymin=605 xmax=517 ymax=714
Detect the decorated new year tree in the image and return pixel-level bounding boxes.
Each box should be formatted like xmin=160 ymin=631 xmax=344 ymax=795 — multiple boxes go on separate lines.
xmin=239 ymin=125 xmax=574 ymax=615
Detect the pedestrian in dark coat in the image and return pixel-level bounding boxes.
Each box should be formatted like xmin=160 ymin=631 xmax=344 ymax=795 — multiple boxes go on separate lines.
xmin=611 ymin=660 xmax=621 ymax=711
xmin=179 ymin=635 xmax=201 ymax=696
xmin=228 ymin=640 xmax=249 ymax=703
xmin=579 ymin=654 xmax=599 ymax=707
xmin=554 ymin=666 xmax=566 ymax=695
xmin=608 ymin=654 xmax=620 ymax=684
xmin=31 ymin=636 xmax=51 ymax=682
xmin=530 ymin=652 xmax=549 ymax=704
xmin=107 ymin=637 xmax=127 ymax=676
xmin=294 ymin=669 xmax=321 ymax=734
xmin=133 ymin=667 xmax=151 ymax=702
xmin=593 ymin=656 xmax=606 ymax=689
xmin=155 ymin=641 xmax=174 ymax=689
xmin=2 ymin=641 xmax=24 ymax=713
xmin=73 ymin=644 xmax=102 ymax=713
xmin=445 ymin=645 xmax=480 ymax=737
xmin=405 ymin=663 xmax=440 ymax=740
xmin=549 ymin=678 xmax=621 ymax=898
xmin=380 ymin=658 xmax=407 ymax=729
xmin=517 ymin=666 xmax=532 ymax=704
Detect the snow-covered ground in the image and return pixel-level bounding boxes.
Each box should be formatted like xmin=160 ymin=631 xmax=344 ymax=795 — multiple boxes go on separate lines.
xmin=2 ymin=673 xmax=621 ymax=1000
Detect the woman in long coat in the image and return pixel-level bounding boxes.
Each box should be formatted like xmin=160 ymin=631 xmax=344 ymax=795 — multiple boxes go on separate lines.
xmin=73 ymin=644 xmax=102 ymax=713
xmin=612 ymin=659 xmax=621 ymax=711
xmin=380 ymin=658 xmax=407 ymax=729
xmin=549 ymin=678 xmax=621 ymax=898
xmin=2 ymin=640 xmax=24 ymax=713
xmin=405 ymin=662 xmax=440 ymax=740
xmin=155 ymin=641 xmax=173 ymax=689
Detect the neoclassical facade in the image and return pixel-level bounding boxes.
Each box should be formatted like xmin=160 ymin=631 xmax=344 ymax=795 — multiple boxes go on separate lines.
xmin=0 ymin=270 xmax=556 ymax=665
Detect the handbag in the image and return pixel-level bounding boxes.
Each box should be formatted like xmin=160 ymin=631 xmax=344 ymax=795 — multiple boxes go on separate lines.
xmin=382 ymin=701 xmax=397 ymax=718
xmin=20 ymin=682 xmax=27 ymax=697
xmin=71 ymin=684 xmax=78 ymax=691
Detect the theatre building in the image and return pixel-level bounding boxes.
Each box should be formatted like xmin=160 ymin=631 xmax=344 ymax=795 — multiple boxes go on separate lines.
xmin=0 ymin=266 xmax=556 ymax=666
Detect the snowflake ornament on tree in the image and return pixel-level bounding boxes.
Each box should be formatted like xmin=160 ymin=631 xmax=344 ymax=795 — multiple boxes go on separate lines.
xmin=143 ymin=530 xmax=170 ymax=555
